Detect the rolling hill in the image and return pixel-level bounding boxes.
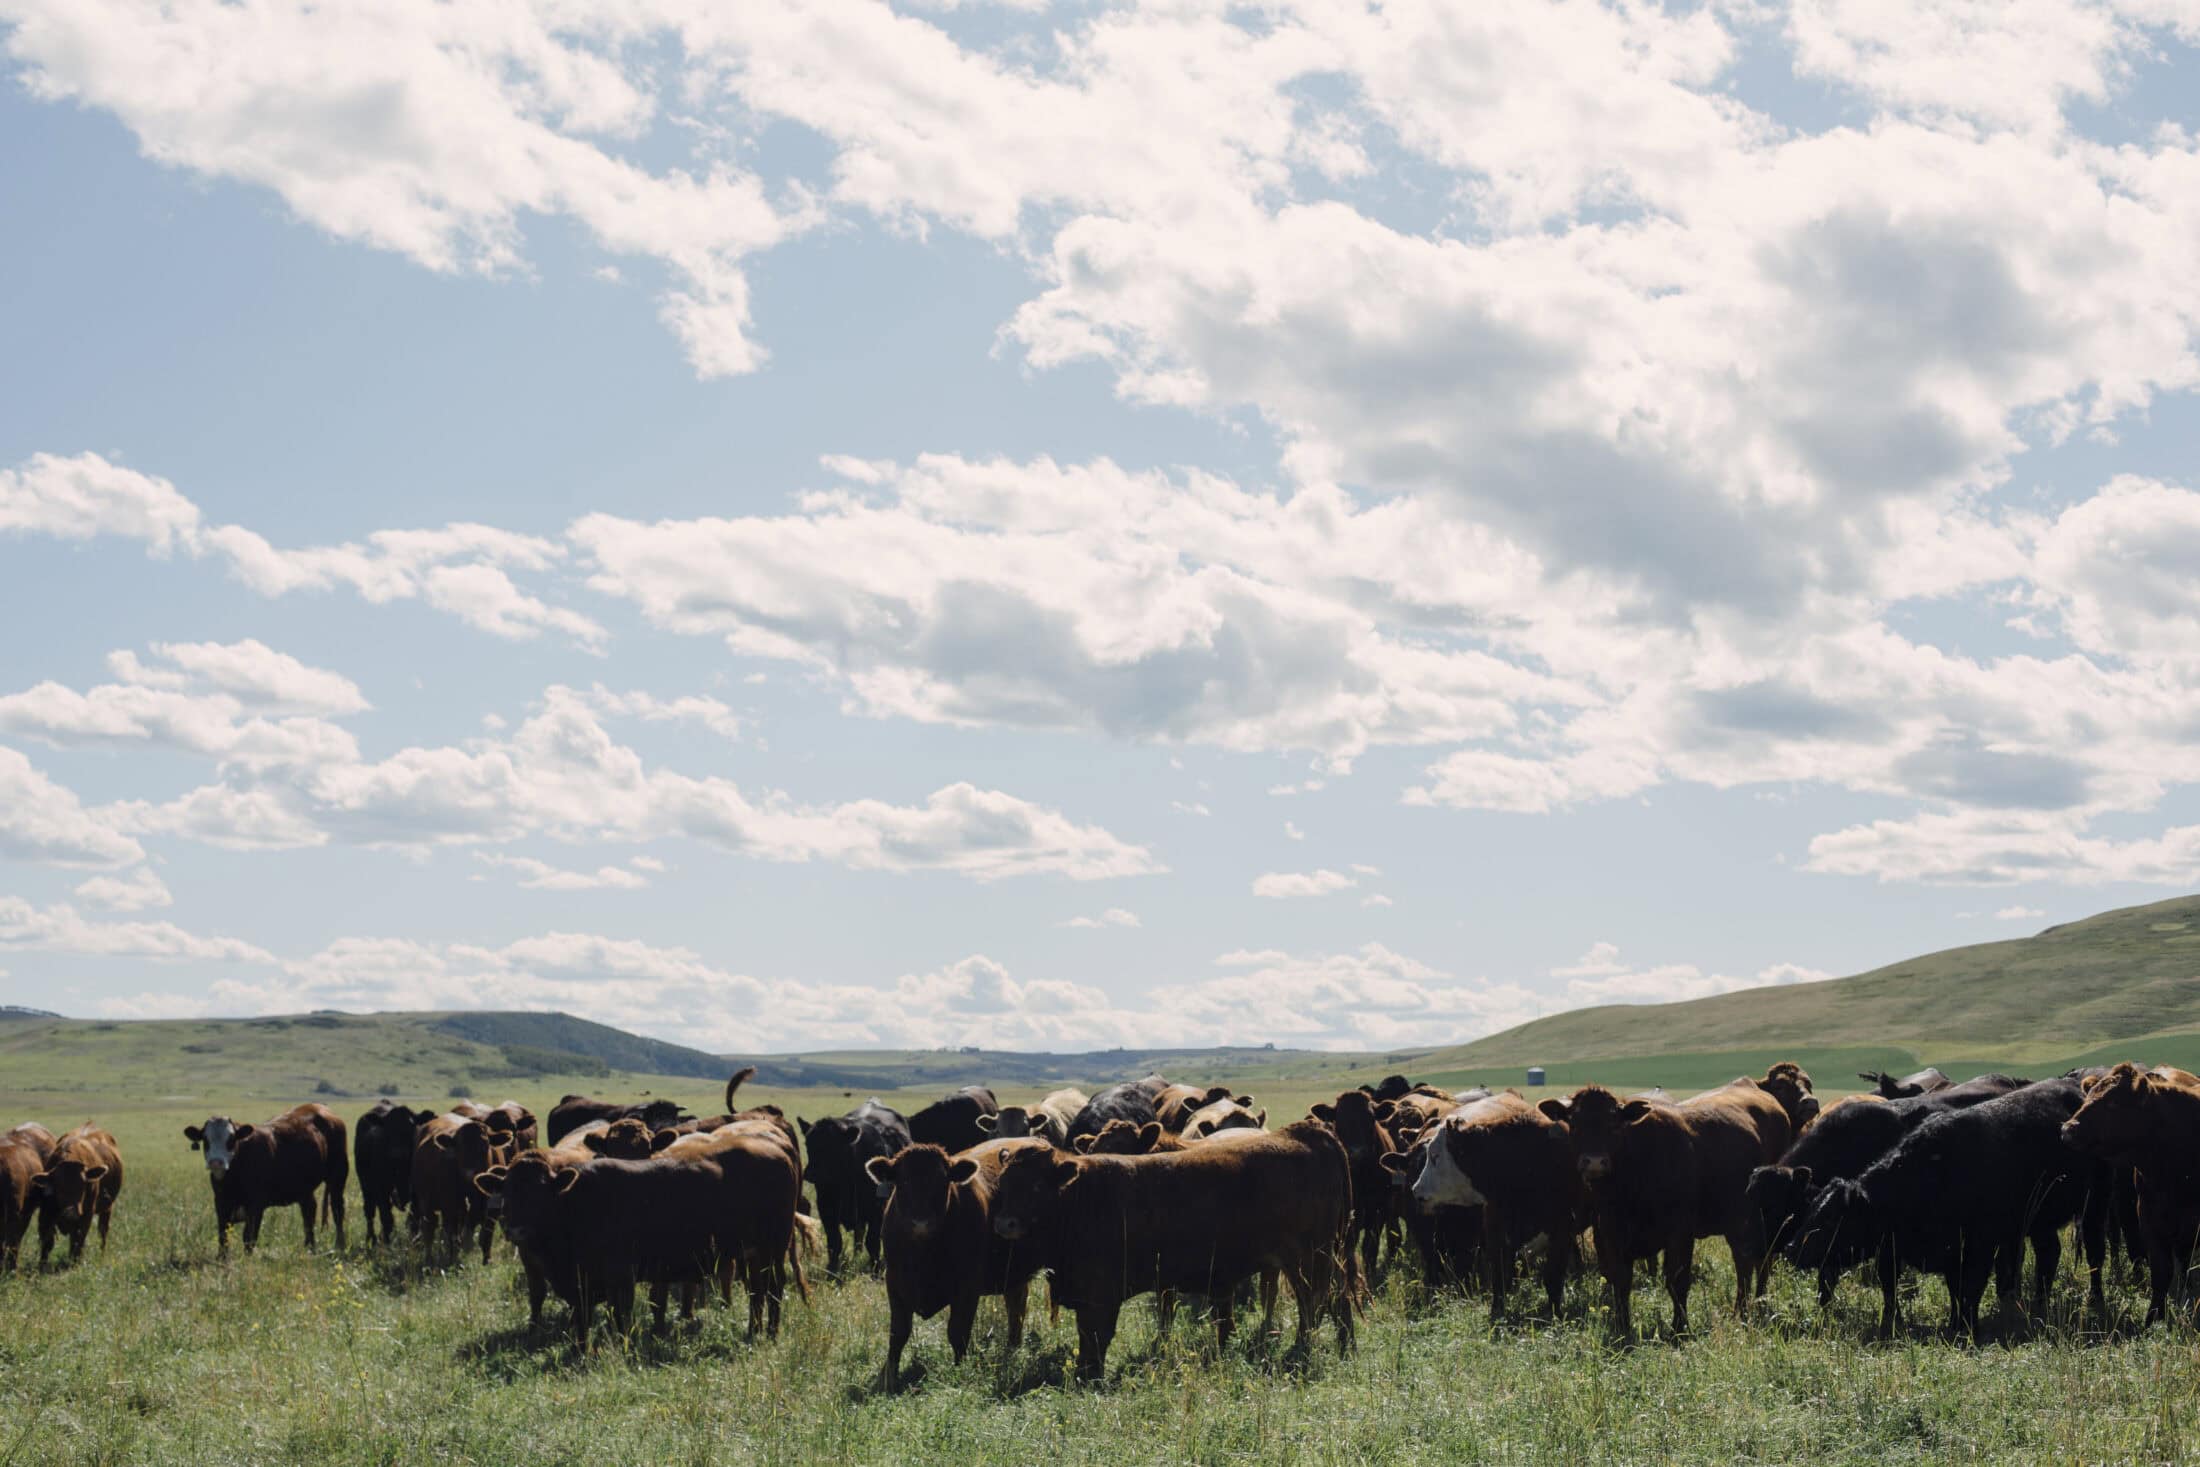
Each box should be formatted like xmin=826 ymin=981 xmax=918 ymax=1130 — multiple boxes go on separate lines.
xmin=1417 ymin=892 xmax=2200 ymax=1082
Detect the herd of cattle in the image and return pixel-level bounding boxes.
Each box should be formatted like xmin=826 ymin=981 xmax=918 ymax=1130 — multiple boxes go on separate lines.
xmin=3 ymin=1059 xmax=2198 ymax=1383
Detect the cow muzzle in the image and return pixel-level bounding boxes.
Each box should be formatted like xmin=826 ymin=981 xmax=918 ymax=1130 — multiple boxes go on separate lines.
xmin=992 ymin=1216 xmax=1026 ymax=1242
xmin=1578 ymin=1155 xmax=1612 ymax=1183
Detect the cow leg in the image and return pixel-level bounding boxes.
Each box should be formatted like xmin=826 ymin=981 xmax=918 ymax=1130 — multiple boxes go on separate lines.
xmin=526 ymin=1261 xmax=548 ymax=1328
xmin=823 ymin=1216 xmax=845 ymax=1276
xmin=1726 ymin=1235 xmax=1758 ymax=1318
xmin=947 ymin=1288 xmax=981 ymax=1364
xmin=1663 ymin=1236 xmax=1695 ymax=1337
xmin=1262 ymin=1267 xmax=1281 ymax=1334
xmin=244 ymin=1207 xmax=266 ymax=1254
xmin=328 ymin=1187 xmax=346 ymax=1251
xmin=1005 ymin=1275 xmax=1029 ymax=1355
xmin=762 ymin=1252 xmax=784 ymax=1340
xmin=1156 ymin=1288 xmax=1178 ymax=1330
xmin=1539 ymin=1234 xmax=1568 ymax=1320
xmin=2080 ymin=1188 xmax=2108 ymax=1312
xmin=1485 ymin=1218 xmax=1514 ymax=1323
xmin=1074 ymin=1301 xmax=1120 ymax=1382
xmin=1875 ymin=1242 xmax=1900 ymax=1337
xmin=68 ymin=1219 xmax=86 ymax=1262
xmin=2030 ymin=1227 xmax=2061 ymax=1321
xmin=885 ymin=1296 xmax=914 ymax=1389
xmin=300 ymin=1200 xmax=317 ymax=1252
xmin=649 ymin=1280 xmax=669 ymax=1331
xmin=37 ymin=1209 xmax=55 ymax=1266
xmin=1594 ymin=1230 xmax=1632 ymax=1340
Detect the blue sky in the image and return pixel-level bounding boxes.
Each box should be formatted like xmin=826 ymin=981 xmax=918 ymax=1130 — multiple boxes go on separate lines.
xmin=3 ymin=0 xmax=2199 ymax=1054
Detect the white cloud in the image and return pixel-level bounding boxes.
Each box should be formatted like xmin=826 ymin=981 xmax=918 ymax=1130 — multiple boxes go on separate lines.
xmin=0 ymin=895 xmax=275 ymax=965
xmin=1172 ymin=801 xmax=1212 ymax=816
xmin=474 ymin=853 xmax=651 ymax=891
xmin=72 ymin=866 xmax=173 ymax=913
xmin=110 ymin=640 xmax=367 ymax=714
xmin=1995 ymin=904 xmax=2047 ymax=921
xmin=1283 ymin=820 xmax=1304 ymax=841
xmin=1251 ymin=868 xmax=1357 ymax=899
xmin=1360 ymin=893 xmax=1393 ymax=909
xmin=0 ymin=747 xmax=145 ymax=868
xmin=1061 ymin=906 xmax=1140 ymax=930
xmin=1550 ymin=942 xmax=1828 ymax=1007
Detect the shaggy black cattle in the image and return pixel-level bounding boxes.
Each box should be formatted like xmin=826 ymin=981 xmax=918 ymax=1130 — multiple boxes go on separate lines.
xmin=1065 ymin=1083 xmax=1159 ymax=1147
xmin=353 ymin=1100 xmax=437 ymax=1245
xmin=1746 ymin=1073 xmax=2028 ymax=1304
xmin=1790 ymin=1078 xmax=2109 ymax=1335
xmin=799 ymin=1100 xmax=911 ymax=1273
xmin=905 ymin=1087 xmax=1000 ymax=1154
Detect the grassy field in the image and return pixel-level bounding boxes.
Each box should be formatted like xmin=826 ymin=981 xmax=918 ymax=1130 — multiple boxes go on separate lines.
xmin=8 ymin=1076 xmax=2200 ymax=1465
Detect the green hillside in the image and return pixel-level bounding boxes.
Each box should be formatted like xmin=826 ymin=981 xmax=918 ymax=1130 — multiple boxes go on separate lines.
xmin=1422 ymin=892 xmax=2200 ymax=1077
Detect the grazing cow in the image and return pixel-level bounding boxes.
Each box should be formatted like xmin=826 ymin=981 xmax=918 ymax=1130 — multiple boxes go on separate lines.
xmin=1075 ymin=1119 xmax=1184 ymax=1155
xmin=976 ymin=1088 xmax=1089 ymax=1149
xmin=1858 ymin=1067 xmax=1954 ymax=1099
xmin=868 ymin=1138 xmax=1052 ymax=1387
xmin=1181 ymin=1096 xmax=1265 ymax=1141
xmin=413 ymin=1114 xmax=499 ymax=1264
xmin=1540 ymin=1080 xmax=1790 ymax=1336
xmin=1392 ymin=1091 xmax=1580 ymax=1320
xmin=0 ymin=1124 xmax=56 ymax=1270
xmin=1755 ymin=1062 xmax=1821 ymax=1134
xmin=2061 ymin=1062 xmax=2200 ymax=1324
xmin=988 ymin=1119 xmax=1356 ymax=1380
xmin=185 ymin=1105 xmax=349 ymax=1254
xmin=545 ymin=1093 xmax=691 ymax=1147
xmin=907 ymin=1087 xmax=1001 ymax=1154
xmin=34 ymin=1124 xmax=123 ymax=1265
xmin=1792 ymin=1078 xmax=2108 ymax=1335
xmin=477 ymin=1139 xmax=802 ymax=1346
xmin=353 ymin=1101 xmax=437 ymax=1245
xmin=1745 ymin=1073 xmax=2027 ymax=1306
xmin=1311 ymin=1091 xmax=1400 ymax=1280
xmin=799 ymin=1100 xmax=911 ymax=1273
xmin=1066 ymin=1083 xmax=1160 ymax=1147
xmin=1152 ymin=1084 xmax=1237 ymax=1133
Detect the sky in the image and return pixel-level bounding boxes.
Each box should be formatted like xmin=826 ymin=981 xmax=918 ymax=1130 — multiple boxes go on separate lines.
xmin=3 ymin=0 xmax=2200 ymax=1057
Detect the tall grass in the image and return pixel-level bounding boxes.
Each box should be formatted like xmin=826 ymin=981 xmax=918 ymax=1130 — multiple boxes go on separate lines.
xmin=3 ymin=1100 xmax=2197 ymax=1465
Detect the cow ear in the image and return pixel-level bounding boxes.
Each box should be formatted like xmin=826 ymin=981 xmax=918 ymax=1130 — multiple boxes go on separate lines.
xmin=1202 ymin=1085 xmax=1233 ymax=1105
xmin=555 ymin=1168 xmax=582 ymax=1194
xmin=1792 ymin=1166 xmax=1814 ymax=1191
xmin=1537 ymin=1098 xmax=1569 ymax=1121
xmin=947 ymin=1158 xmax=980 ymax=1184
xmin=27 ymin=1172 xmax=50 ymax=1199
xmin=1372 ymin=1101 xmax=1395 ymax=1122
xmin=1379 ymin=1151 xmax=1410 ymax=1175
xmin=1053 ymin=1158 xmax=1080 ymax=1185
xmin=472 ymin=1168 xmax=507 ymax=1197
xmin=232 ymin=1123 xmax=256 ymax=1141
xmin=975 ymin=1114 xmax=998 ymax=1134
xmin=1621 ymin=1100 xmax=1655 ymax=1121
xmin=2080 ymin=1074 xmax=2103 ymax=1094
xmin=183 ymin=1126 xmax=203 ymax=1147
xmin=1393 ymin=1125 xmax=1422 ymax=1148
xmin=79 ymin=1164 xmax=108 ymax=1184
xmin=582 ymin=1134 xmax=606 ymax=1154
xmin=1310 ymin=1103 xmax=1335 ymax=1122
xmin=864 ymin=1156 xmax=896 ymax=1187
xmin=1235 ymin=1095 xmax=1255 ymax=1108
xmin=430 ymin=1132 xmax=454 ymax=1151
xmin=797 ymin=1117 xmax=813 ymax=1135
xmin=1253 ymin=1110 xmax=1267 ymax=1127
xmin=650 ymin=1131 xmax=678 ymax=1153
xmin=1073 ymin=1134 xmax=1096 ymax=1153
xmin=1138 ymin=1123 xmax=1163 ymax=1150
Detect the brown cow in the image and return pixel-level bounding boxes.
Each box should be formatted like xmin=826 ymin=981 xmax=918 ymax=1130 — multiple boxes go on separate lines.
xmin=989 ymin=1118 xmax=1355 ymax=1380
xmin=0 ymin=1123 xmax=57 ymax=1270
xmin=1153 ymin=1083 xmax=1238 ymax=1133
xmin=1755 ymin=1062 xmax=1821 ymax=1134
xmin=2062 ymin=1062 xmax=2200 ymax=1324
xmin=579 ymin=1118 xmax=660 ymax=1161
xmin=1310 ymin=1091 xmax=1400 ymax=1280
xmin=184 ymin=1104 xmax=348 ymax=1254
xmin=868 ymin=1137 xmax=1052 ymax=1387
xmin=1181 ymin=1097 xmax=1265 ymax=1141
xmin=413 ymin=1114 xmax=499 ymax=1264
xmin=1387 ymin=1091 xmax=1579 ymax=1319
xmin=1074 ymin=1119 xmax=1184 ymax=1155
xmin=35 ymin=1123 xmax=123 ymax=1265
xmin=1540 ymin=1080 xmax=1789 ymax=1336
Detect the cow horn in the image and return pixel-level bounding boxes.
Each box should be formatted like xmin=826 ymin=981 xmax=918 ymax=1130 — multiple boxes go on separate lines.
xmin=726 ymin=1065 xmax=758 ymax=1115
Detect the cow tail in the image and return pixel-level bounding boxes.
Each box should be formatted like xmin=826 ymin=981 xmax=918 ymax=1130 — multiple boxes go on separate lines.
xmin=787 ymin=1225 xmax=815 ymax=1305
xmin=791 ymin=1212 xmax=824 ymax=1263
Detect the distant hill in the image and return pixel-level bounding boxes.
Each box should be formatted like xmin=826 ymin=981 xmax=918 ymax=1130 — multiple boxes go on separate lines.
xmin=1420 ymin=893 xmax=2200 ymax=1079
xmin=0 ymin=1005 xmax=62 ymax=1020
xmin=736 ymin=1045 xmax=1350 ymax=1091
xmin=426 ymin=1011 xmax=730 ymax=1080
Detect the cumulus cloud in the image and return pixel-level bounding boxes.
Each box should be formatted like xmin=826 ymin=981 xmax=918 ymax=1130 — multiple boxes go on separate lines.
xmin=1251 ymin=868 xmax=1357 ymax=899
xmin=0 ymin=895 xmax=275 ymax=965
xmin=1551 ymin=942 xmax=1829 ymax=1007
xmin=1996 ymin=904 xmax=2047 ymax=921
xmin=72 ymin=866 xmax=174 ymax=913
xmin=1061 ymin=907 xmax=1141 ymax=930
xmin=0 ymin=747 xmax=145 ymax=868
xmin=473 ymin=853 xmax=651 ymax=891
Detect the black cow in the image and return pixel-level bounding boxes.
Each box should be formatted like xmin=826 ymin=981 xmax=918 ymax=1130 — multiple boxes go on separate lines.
xmin=1857 ymin=1067 xmax=1954 ymax=1099
xmin=1358 ymin=1075 xmax=1416 ymax=1102
xmin=1745 ymin=1074 xmax=2028 ymax=1305
xmin=799 ymin=1100 xmax=911 ymax=1273
xmin=354 ymin=1101 xmax=437 ymax=1245
xmin=1066 ymin=1084 xmax=1159 ymax=1146
xmin=906 ymin=1087 xmax=999 ymax=1154
xmin=545 ymin=1094 xmax=692 ymax=1147
xmin=1790 ymin=1078 xmax=2109 ymax=1335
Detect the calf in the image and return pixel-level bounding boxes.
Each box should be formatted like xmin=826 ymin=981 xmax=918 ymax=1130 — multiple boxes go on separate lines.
xmin=1075 ymin=1119 xmax=1184 ymax=1155
xmin=2061 ymin=1062 xmax=2200 ymax=1324
xmin=988 ymin=1119 xmax=1354 ymax=1380
xmin=868 ymin=1138 xmax=1052 ymax=1387
xmin=0 ymin=1123 xmax=56 ymax=1270
xmin=1311 ymin=1091 xmax=1399 ymax=1280
xmin=413 ymin=1114 xmax=499 ymax=1264
xmin=545 ymin=1093 xmax=690 ymax=1147
xmin=1541 ymin=1080 xmax=1789 ymax=1336
xmin=1746 ymin=1073 xmax=2027 ymax=1306
xmin=799 ymin=1099 xmax=911 ymax=1272
xmin=1794 ymin=1078 xmax=2108 ymax=1335
xmin=35 ymin=1124 xmax=123 ymax=1265
xmin=1066 ymin=1083 xmax=1160 ymax=1147
xmin=1394 ymin=1091 xmax=1579 ymax=1319
xmin=907 ymin=1087 xmax=1001 ymax=1154
xmin=184 ymin=1104 xmax=348 ymax=1254
xmin=353 ymin=1101 xmax=437 ymax=1245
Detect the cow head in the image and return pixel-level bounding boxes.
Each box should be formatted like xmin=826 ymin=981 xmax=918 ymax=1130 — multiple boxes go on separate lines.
xmin=867 ymin=1144 xmax=977 ymax=1241
xmin=1404 ymin=1115 xmax=1487 ymax=1209
xmin=1757 ymin=1062 xmax=1820 ymax=1131
xmin=1544 ymin=1086 xmax=1643 ymax=1186
xmin=1787 ymin=1175 xmax=1875 ymax=1272
xmin=1742 ymin=1163 xmax=1816 ymax=1260
xmin=1311 ymin=1091 xmax=1393 ymax=1167
xmin=2062 ymin=1062 xmax=2180 ymax=1161
xmin=638 ymin=1098 xmax=690 ymax=1132
xmin=800 ymin=1116 xmax=860 ymax=1186
xmin=1077 ymin=1120 xmax=1164 ymax=1155
xmin=183 ymin=1117 xmax=253 ymax=1182
xmin=1182 ymin=1099 xmax=1263 ymax=1141
xmin=584 ymin=1118 xmax=657 ymax=1161
xmin=429 ymin=1119 xmax=494 ymax=1174
xmin=474 ymin=1153 xmax=578 ymax=1243
xmin=990 ymin=1146 xmax=1078 ymax=1242
xmin=978 ymin=1106 xmax=1032 ymax=1139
